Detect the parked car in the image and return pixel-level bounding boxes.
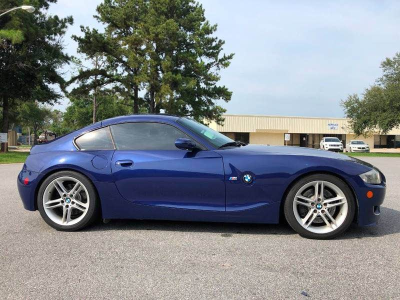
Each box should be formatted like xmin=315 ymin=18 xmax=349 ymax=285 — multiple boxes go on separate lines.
xmin=346 ymin=140 xmax=370 ymax=153
xmin=37 ymin=131 xmax=56 ymax=144
xmin=17 ymin=115 xmax=386 ymax=239
xmin=320 ymin=137 xmax=343 ymax=152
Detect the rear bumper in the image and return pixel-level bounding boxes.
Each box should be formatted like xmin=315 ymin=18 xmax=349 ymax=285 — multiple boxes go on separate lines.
xmin=17 ymin=166 xmax=40 ymax=211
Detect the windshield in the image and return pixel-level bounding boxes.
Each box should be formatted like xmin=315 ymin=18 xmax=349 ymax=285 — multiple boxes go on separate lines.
xmin=351 ymin=141 xmax=365 ymax=144
xmin=325 ymin=138 xmax=340 ymax=143
xmin=177 ymin=118 xmax=234 ymax=148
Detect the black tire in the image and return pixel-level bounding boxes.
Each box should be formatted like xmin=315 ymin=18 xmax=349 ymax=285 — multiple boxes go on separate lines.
xmin=284 ymin=174 xmax=356 ymax=240
xmin=37 ymin=171 xmax=100 ymax=231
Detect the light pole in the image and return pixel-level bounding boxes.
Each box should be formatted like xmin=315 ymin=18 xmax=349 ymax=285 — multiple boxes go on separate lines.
xmin=0 ymin=6 xmax=35 ymax=18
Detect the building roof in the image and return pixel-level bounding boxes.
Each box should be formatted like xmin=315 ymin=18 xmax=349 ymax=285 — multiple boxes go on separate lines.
xmin=209 ymin=114 xmax=400 ymax=135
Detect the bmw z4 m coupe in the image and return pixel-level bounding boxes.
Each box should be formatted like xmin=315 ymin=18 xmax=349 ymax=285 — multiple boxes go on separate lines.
xmin=18 ymin=115 xmax=386 ymax=239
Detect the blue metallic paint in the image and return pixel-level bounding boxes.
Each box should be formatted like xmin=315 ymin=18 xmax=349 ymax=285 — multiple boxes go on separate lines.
xmin=17 ymin=115 xmax=386 ymax=227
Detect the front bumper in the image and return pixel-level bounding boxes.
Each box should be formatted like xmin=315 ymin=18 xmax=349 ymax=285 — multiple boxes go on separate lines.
xmin=325 ymin=147 xmax=343 ymax=152
xmin=353 ymin=179 xmax=386 ymax=226
xmin=351 ymin=148 xmax=370 ymax=153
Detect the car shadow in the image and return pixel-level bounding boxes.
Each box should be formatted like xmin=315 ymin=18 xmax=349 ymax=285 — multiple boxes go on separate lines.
xmin=85 ymin=219 xmax=296 ymax=236
xmin=84 ymin=206 xmax=400 ymax=239
xmin=339 ymin=206 xmax=400 ymax=240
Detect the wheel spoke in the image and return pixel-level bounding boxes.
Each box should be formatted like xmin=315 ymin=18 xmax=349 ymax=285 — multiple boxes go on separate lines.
xmin=305 ymin=213 xmax=318 ymax=228
xmin=70 ymin=182 xmax=81 ymax=195
xmin=325 ymin=210 xmax=337 ymax=227
xmin=323 ymin=196 xmax=345 ymax=204
xmin=314 ymin=182 xmax=319 ymax=200
xmin=62 ymin=206 xmax=67 ymax=223
xmin=66 ymin=207 xmax=72 ymax=223
xmin=320 ymin=213 xmax=332 ymax=228
xmin=44 ymin=198 xmax=63 ymax=209
xmin=325 ymin=197 xmax=346 ymax=208
xmin=320 ymin=182 xmax=324 ymax=200
xmin=74 ymin=199 xmax=88 ymax=209
xmin=54 ymin=180 xmax=67 ymax=196
xmin=296 ymin=195 xmax=314 ymax=203
xmin=73 ymin=205 xmax=86 ymax=212
xmin=295 ymin=199 xmax=312 ymax=208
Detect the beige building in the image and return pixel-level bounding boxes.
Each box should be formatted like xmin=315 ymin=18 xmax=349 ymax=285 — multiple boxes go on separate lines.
xmin=209 ymin=115 xmax=400 ymax=150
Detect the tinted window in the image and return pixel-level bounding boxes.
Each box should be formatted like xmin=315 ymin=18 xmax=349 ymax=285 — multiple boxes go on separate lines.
xmin=110 ymin=122 xmax=192 ymax=150
xmin=75 ymin=127 xmax=114 ymax=150
xmin=351 ymin=141 xmax=365 ymax=144
xmin=177 ymin=118 xmax=233 ymax=148
xmin=325 ymin=138 xmax=340 ymax=143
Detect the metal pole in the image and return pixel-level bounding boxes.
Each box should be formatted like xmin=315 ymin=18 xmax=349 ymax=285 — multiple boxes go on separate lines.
xmin=0 ymin=6 xmax=35 ymax=18
xmin=0 ymin=7 xmax=21 ymax=17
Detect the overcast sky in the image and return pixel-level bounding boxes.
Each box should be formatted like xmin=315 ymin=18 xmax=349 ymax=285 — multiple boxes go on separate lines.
xmin=49 ymin=0 xmax=400 ymax=117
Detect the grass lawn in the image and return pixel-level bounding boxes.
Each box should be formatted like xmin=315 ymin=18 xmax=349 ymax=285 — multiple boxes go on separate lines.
xmin=344 ymin=152 xmax=400 ymax=157
xmin=0 ymin=152 xmax=30 ymax=164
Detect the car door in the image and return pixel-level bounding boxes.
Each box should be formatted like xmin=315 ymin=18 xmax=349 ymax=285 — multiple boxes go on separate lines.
xmin=110 ymin=122 xmax=225 ymax=211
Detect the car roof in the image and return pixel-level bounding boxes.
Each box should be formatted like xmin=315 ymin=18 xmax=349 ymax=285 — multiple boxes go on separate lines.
xmin=101 ymin=114 xmax=180 ymax=127
xmin=350 ymin=140 xmax=365 ymax=142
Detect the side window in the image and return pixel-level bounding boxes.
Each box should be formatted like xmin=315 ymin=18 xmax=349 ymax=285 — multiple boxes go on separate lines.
xmin=75 ymin=127 xmax=114 ymax=151
xmin=110 ymin=122 xmax=194 ymax=151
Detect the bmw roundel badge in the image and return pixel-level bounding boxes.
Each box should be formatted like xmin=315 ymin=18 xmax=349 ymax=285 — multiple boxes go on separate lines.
xmin=242 ymin=174 xmax=253 ymax=184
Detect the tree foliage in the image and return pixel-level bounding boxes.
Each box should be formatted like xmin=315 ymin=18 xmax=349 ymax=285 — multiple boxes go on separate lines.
xmin=18 ymin=101 xmax=51 ymax=144
xmin=70 ymin=0 xmax=233 ymax=124
xmin=63 ymin=93 xmax=131 ymax=131
xmin=0 ymin=0 xmax=73 ymax=135
xmin=343 ymin=53 xmax=400 ymax=135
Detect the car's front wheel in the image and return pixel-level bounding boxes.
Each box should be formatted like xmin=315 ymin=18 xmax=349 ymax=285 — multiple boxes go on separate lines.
xmin=37 ymin=171 xmax=99 ymax=231
xmin=284 ymin=174 xmax=356 ymax=239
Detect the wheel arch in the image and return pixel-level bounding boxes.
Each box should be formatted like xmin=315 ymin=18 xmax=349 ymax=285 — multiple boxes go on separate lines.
xmin=34 ymin=168 xmax=102 ymax=215
xmin=279 ymin=170 xmax=359 ymax=223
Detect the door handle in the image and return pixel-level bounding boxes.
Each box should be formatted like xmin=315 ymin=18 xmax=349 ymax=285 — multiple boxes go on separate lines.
xmin=115 ymin=160 xmax=134 ymax=167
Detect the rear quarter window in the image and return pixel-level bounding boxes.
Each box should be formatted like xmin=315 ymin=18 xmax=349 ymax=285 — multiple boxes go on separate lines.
xmin=75 ymin=127 xmax=114 ymax=151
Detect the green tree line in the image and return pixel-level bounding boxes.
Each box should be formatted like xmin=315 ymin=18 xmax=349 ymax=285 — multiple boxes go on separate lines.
xmin=343 ymin=53 xmax=400 ymax=136
xmin=1 ymin=0 xmax=234 ymax=147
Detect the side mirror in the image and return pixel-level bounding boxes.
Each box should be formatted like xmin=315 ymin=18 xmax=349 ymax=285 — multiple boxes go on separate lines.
xmin=175 ymin=138 xmax=198 ymax=151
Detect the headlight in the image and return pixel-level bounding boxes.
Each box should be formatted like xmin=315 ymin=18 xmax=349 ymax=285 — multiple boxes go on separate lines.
xmin=360 ymin=169 xmax=381 ymax=185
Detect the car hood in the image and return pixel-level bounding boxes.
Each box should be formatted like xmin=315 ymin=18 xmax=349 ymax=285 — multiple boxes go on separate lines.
xmin=218 ymin=144 xmax=379 ymax=169
xmin=220 ymin=144 xmax=352 ymax=160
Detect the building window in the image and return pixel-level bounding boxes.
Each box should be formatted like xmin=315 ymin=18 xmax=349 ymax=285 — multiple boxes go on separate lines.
xmin=222 ymin=132 xmax=249 ymax=144
xmin=234 ymin=133 xmax=250 ymax=144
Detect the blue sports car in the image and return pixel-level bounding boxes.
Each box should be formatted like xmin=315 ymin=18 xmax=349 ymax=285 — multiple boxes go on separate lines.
xmin=18 ymin=115 xmax=386 ymax=239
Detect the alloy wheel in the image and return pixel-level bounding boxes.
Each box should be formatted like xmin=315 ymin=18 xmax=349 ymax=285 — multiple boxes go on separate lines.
xmin=292 ymin=180 xmax=348 ymax=234
xmin=42 ymin=176 xmax=90 ymax=226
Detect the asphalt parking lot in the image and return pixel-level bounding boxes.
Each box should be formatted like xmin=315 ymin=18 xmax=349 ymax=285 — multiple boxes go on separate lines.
xmin=1 ymin=157 xmax=399 ymax=299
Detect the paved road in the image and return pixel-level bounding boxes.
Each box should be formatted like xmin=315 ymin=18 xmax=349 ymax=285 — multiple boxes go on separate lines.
xmin=1 ymin=158 xmax=399 ymax=299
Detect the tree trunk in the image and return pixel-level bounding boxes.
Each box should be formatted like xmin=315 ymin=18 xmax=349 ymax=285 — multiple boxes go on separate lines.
xmin=93 ymin=56 xmax=99 ymax=123
xmin=1 ymin=97 xmax=9 ymax=152
xmin=33 ymin=126 xmax=38 ymax=145
xmin=133 ymin=68 xmax=139 ymax=114
xmin=133 ymin=85 xmax=139 ymax=114
xmin=149 ymin=88 xmax=155 ymax=113
xmin=93 ymin=92 xmax=97 ymax=123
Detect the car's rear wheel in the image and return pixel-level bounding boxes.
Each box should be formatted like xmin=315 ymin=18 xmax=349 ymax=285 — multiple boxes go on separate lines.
xmin=37 ymin=171 xmax=99 ymax=231
xmin=284 ymin=174 xmax=356 ymax=239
